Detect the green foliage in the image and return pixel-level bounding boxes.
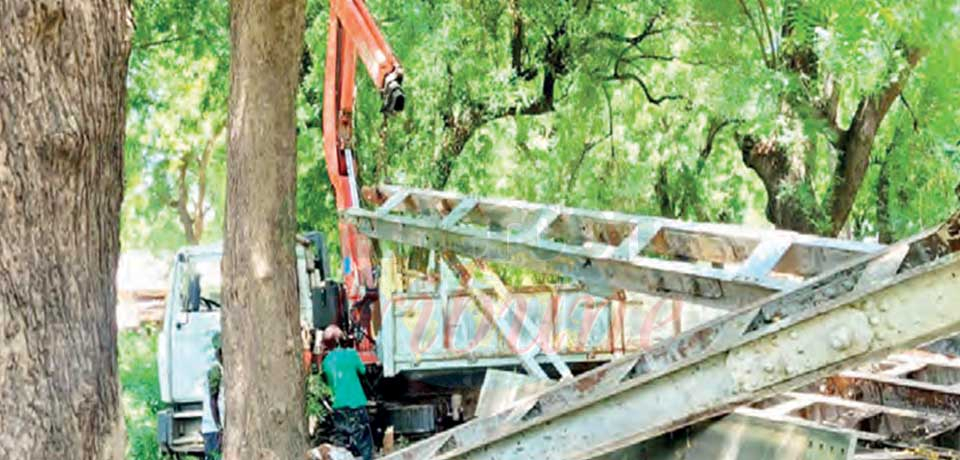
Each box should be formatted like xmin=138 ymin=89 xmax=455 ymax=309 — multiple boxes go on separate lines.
xmin=127 ymin=0 xmax=960 ymax=259
xmin=123 ymin=0 xmax=230 ymax=250
xmin=118 ymin=328 xmax=169 ymax=460
xmin=305 ymin=372 xmax=334 ymax=419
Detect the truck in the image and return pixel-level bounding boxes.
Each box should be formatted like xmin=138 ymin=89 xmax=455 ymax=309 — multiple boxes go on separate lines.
xmin=155 ymin=0 xmax=900 ymax=456
xmin=155 ymin=203 xmax=885 ymax=456
xmin=155 ymin=240 xmax=324 ymax=455
xmin=155 ymin=232 xmax=712 ymax=455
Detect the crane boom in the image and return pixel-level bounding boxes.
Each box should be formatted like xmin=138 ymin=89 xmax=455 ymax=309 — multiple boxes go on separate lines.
xmin=322 ymin=0 xmax=403 ymax=358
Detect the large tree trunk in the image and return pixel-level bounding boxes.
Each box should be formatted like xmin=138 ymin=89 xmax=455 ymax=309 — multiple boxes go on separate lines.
xmin=739 ymin=49 xmax=921 ymax=236
xmin=739 ymin=136 xmax=825 ymax=234
xmin=0 ymin=1 xmax=131 ymax=459
xmin=735 ymin=5 xmax=921 ymax=236
xmin=222 ymin=0 xmax=307 ymax=458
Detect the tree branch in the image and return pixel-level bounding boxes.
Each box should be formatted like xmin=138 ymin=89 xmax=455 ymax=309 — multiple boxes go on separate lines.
xmin=828 ymin=47 xmax=924 ymax=234
xmin=876 ymin=127 xmax=904 ymax=244
xmin=173 ymin=153 xmax=198 ymax=245
xmin=621 ymin=52 xmax=677 ymax=62
xmin=698 ymin=118 xmax=739 ymax=170
xmin=433 ymin=21 xmax=570 ymax=189
xmin=899 ymin=93 xmax=919 ymax=132
xmin=596 ymin=11 xmax=665 ymax=47
xmin=603 ymin=84 xmax=615 ymax=159
xmin=566 ymin=133 xmax=612 ymax=196
xmin=489 ymin=22 xmax=569 ymax=119
xmin=192 ymin=121 xmax=226 ymax=240
xmin=737 ymin=0 xmax=772 ymax=68
xmin=606 ymin=71 xmax=682 ymax=105
xmin=820 ymin=74 xmax=842 ymax=137
xmin=508 ymin=0 xmax=537 ymax=80
xmin=756 ymin=0 xmax=777 ymax=66
xmin=133 ymin=34 xmax=195 ymax=50
xmin=655 ymin=163 xmax=676 ymax=218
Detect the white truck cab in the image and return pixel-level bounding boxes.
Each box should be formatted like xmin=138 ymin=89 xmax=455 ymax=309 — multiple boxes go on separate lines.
xmin=156 ymin=242 xmax=320 ymax=456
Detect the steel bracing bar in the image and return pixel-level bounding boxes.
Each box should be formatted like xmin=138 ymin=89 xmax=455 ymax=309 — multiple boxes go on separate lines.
xmin=347 ymin=185 xmax=883 ymax=309
xmin=381 ymin=214 xmax=959 ymax=460
xmin=441 ymin=253 xmax=574 ymax=380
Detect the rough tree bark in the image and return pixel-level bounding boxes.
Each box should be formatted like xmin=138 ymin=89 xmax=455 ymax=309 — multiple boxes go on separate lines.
xmin=0 ymin=1 xmax=132 ymax=459
xmin=222 ymin=0 xmax=307 ymax=458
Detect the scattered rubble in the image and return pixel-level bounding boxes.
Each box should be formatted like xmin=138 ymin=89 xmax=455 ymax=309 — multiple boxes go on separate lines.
xmin=306 ymin=444 xmax=356 ymax=460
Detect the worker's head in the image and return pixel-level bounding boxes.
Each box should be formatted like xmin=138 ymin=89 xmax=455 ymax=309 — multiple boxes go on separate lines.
xmin=322 ymin=324 xmax=343 ymax=349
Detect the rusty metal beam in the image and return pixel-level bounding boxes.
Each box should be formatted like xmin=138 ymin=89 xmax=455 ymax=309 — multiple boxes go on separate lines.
xmin=381 ymin=217 xmax=959 ymax=460
xmin=441 ymin=253 xmax=573 ymax=379
xmin=347 ymin=185 xmax=883 ymax=309
xmin=596 ymin=412 xmax=857 ymax=460
xmin=820 ymin=371 xmax=960 ymax=414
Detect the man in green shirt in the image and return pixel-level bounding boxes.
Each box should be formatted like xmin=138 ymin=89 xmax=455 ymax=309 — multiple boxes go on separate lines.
xmin=321 ymin=325 xmax=373 ymax=460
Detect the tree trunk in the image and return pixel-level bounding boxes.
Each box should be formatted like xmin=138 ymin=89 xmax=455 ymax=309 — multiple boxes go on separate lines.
xmin=223 ymin=0 xmax=307 ymax=458
xmin=876 ymin=127 xmax=905 ymax=244
xmin=0 ymin=1 xmax=131 ymax=459
xmin=175 ymin=154 xmax=200 ymax=244
xmin=827 ymin=50 xmax=921 ymax=235
xmin=173 ymin=123 xmax=224 ymax=245
xmin=739 ymin=136 xmax=825 ymax=234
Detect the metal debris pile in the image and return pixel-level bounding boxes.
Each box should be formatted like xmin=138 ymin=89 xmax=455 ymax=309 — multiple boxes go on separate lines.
xmin=353 ymin=185 xmax=960 ymax=460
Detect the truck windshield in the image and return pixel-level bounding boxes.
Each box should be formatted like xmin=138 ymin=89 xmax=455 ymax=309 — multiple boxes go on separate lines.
xmin=181 ymin=255 xmax=222 ymax=312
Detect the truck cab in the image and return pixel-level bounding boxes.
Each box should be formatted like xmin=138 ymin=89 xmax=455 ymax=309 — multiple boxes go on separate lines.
xmin=156 ymin=242 xmax=319 ymax=456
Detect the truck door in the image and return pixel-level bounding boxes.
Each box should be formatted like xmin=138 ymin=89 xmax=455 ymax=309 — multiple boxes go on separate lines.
xmin=168 ymin=253 xmax=222 ymax=404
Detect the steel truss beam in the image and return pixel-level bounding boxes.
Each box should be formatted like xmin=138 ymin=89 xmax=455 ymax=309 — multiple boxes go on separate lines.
xmin=346 ymin=185 xmax=883 ymax=309
xmin=381 ymin=215 xmax=959 ymax=460
xmin=616 ymin=411 xmax=857 ymax=460
xmin=441 ymin=252 xmax=573 ymax=380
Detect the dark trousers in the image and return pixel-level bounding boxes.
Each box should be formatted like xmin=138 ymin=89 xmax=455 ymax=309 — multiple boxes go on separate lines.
xmin=332 ymin=407 xmax=374 ymax=460
xmin=203 ymin=432 xmax=221 ymax=460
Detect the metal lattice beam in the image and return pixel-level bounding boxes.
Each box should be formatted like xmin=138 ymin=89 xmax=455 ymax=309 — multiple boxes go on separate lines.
xmin=346 ymin=185 xmax=883 ymax=310
xmin=381 ymin=215 xmax=959 ymax=460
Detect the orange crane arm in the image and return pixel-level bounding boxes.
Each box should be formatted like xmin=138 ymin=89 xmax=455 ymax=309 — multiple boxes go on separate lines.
xmin=323 ymin=0 xmax=403 ymax=292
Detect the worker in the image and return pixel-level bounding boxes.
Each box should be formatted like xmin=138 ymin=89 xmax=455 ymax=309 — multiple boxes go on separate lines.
xmin=201 ymin=332 xmax=224 ymax=459
xmin=321 ymin=324 xmax=373 ymax=460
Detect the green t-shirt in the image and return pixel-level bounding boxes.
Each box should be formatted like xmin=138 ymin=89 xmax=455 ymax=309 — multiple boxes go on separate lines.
xmin=321 ymin=348 xmax=368 ymax=409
